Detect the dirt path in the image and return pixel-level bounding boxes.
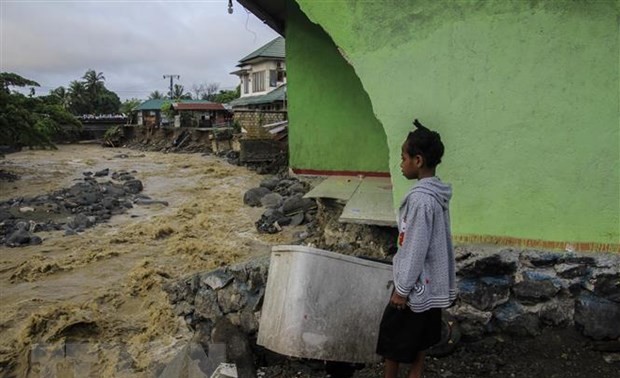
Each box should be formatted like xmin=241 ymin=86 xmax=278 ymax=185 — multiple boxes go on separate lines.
xmin=0 ymin=145 xmax=297 ymax=377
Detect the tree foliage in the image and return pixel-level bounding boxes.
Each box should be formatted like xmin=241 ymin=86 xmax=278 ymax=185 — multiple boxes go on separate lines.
xmin=0 ymin=72 xmax=81 ymax=150
xmin=169 ymin=84 xmax=191 ymax=100
xmin=149 ymin=90 xmax=165 ymax=100
xmin=60 ymin=69 xmax=121 ymax=115
xmin=120 ymin=98 xmax=142 ymax=124
xmin=213 ymin=86 xmax=240 ymax=103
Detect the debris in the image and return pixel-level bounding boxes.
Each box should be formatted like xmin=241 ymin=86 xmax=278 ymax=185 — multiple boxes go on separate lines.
xmin=210 ymin=363 xmax=238 ymax=378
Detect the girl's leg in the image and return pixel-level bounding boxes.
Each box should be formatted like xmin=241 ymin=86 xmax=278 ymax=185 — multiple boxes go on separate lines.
xmin=383 ymin=358 xmax=399 ymax=378
xmin=407 ymin=351 xmax=425 ymax=378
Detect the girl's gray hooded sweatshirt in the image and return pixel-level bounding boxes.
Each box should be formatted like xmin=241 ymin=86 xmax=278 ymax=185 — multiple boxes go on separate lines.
xmin=394 ymin=176 xmax=456 ymax=312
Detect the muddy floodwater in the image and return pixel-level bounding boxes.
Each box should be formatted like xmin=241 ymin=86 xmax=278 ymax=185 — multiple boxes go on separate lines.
xmin=0 ymin=145 xmax=296 ymax=377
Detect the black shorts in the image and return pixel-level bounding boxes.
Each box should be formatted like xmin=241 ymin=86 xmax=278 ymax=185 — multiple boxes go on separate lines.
xmin=376 ymin=304 xmax=442 ymax=363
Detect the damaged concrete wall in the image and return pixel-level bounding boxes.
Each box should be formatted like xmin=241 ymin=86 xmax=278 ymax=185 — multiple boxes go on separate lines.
xmin=292 ymin=0 xmax=619 ymax=250
xmin=286 ymin=2 xmax=389 ymax=174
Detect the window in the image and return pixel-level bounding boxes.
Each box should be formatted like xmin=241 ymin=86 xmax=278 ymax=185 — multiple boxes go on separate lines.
xmin=243 ymin=75 xmax=249 ymax=94
xmin=252 ymin=71 xmax=265 ymax=92
xmin=269 ymin=70 xmax=277 ymax=87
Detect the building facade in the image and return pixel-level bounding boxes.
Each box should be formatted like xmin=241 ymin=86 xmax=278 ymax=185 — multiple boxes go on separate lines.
xmin=239 ymin=0 xmax=619 ymax=251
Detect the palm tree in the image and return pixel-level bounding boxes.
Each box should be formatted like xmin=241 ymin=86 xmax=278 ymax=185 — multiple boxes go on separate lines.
xmin=148 ymin=90 xmax=164 ymax=100
xmin=50 ymin=86 xmax=71 ymax=109
xmin=82 ymin=70 xmax=106 ymax=113
xmin=82 ymin=69 xmax=105 ymax=95
xmin=68 ymin=80 xmax=88 ymax=115
xmin=171 ymin=84 xmax=191 ymax=100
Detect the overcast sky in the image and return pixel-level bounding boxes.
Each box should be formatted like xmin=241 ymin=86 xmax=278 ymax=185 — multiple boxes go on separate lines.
xmin=0 ymin=0 xmax=279 ymax=101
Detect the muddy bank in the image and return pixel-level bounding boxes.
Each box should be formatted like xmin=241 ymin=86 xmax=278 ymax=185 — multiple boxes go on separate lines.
xmin=0 ymin=145 xmax=303 ymax=377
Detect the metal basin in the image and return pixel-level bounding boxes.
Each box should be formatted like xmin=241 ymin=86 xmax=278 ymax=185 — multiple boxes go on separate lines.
xmin=257 ymin=245 xmax=392 ymax=363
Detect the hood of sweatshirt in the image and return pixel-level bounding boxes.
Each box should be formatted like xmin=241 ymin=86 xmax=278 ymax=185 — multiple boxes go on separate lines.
xmin=410 ymin=176 xmax=452 ymax=210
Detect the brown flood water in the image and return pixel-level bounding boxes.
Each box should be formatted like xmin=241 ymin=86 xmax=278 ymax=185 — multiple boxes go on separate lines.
xmin=0 ymin=145 xmax=296 ymax=377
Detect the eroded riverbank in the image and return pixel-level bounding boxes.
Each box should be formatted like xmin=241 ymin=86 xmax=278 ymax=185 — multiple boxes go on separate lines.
xmin=0 ymin=145 xmax=298 ymax=377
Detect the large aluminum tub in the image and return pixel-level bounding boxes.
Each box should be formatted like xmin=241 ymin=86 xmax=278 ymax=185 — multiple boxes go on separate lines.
xmin=257 ymin=245 xmax=393 ymax=363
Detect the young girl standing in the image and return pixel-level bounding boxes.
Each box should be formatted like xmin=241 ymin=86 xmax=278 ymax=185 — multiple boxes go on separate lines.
xmin=376 ymin=119 xmax=456 ymax=378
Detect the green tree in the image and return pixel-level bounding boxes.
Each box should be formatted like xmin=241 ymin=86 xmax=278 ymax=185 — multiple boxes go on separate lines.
xmin=0 ymin=72 xmax=81 ymax=149
xmin=149 ymin=90 xmax=165 ymax=100
xmin=161 ymin=100 xmax=174 ymax=121
xmin=68 ymin=80 xmax=89 ymax=115
xmin=120 ymin=98 xmax=142 ymax=124
xmin=96 ymin=88 xmax=121 ymax=114
xmin=170 ymin=84 xmax=191 ymax=100
xmin=83 ymin=70 xmax=105 ymax=97
xmin=213 ymin=86 xmax=240 ymax=103
xmin=50 ymin=86 xmax=71 ymax=109
xmin=0 ymin=72 xmax=39 ymax=93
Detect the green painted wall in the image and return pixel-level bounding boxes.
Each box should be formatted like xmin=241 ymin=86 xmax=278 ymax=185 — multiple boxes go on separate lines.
xmin=293 ymin=0 xmax=619 ymax=246
xmin=286 ymin=3 xmax=389 ymax=173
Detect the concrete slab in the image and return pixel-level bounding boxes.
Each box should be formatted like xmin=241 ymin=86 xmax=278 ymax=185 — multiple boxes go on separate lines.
xmin=339 ymin=177 xmax=396 ymax=227
xmin=303 ymin=176 xmax=362 ymax=201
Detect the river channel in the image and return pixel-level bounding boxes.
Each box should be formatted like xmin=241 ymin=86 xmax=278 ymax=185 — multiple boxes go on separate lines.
xmin=0 ymin=144 xmax=295 ymax=377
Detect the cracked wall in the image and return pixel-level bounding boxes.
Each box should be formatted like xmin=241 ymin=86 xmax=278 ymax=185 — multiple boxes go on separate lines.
xmin=286 ymin=2 xmax=389 ymax=174
xmin=292 ymin=0 xmax=619 ymax=249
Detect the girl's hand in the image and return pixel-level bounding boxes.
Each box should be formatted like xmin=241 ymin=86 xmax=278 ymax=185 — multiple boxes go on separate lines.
xmin=390 ymin=291 xmax=407 ymax=310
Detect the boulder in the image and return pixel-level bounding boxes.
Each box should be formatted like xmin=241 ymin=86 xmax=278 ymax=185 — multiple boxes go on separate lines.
xmin=94 ymin=168 xmax=109 ymax=177
xmin=243 ymin=187 xmax=271 ymax=207
xmin=555 ymin=263 xmax=590 ymax=279
xmin=512 ymin=270 xmax=561 ymax=303
xmin=458 ymin=249 xmax=518 ymax=278
xmin=259 ymin=177 xmax=280 ymax=191
xmin=521 ymin=250 xmax=563 ymax=267
xmin=6 ymin=228 xmax=40 ymax=247
xmin=260 ymin=193 xmax=283 ymax=209
xmin=68 ymin=213 xmax=96 ymax=230
xmin=539 ymin=298 xmax=574 ymax=326
xmin=575 ymin=292 xmax=620 ymax=340
xmin=201 ymin=269 xmax=234 ymax=291
xmin=493 ymin=301 xmax=540 ymax=336
xmin=458 ymin=276 xmax=511 ymax=311
xmin=217 ymin=281 xmax=249 ymax=314
xmin=282 ymin=194 xmax=316 ymax=216
xmin=447 ymin=303 xmax=492 ymax=340
xmin=101 ymin=183 xmax=126 ymax=197
xmin=194 ymin=288 xmax=223 ymax=321
xmin=102 ymin=197 xmax=118 ymax=210
xmin=588 ymin=272 xmax=620 ymax=303
xmin=288 ymin=182 xmax=306 ymax=194
xmin=123 ymin=179 xmax=143 ymax=194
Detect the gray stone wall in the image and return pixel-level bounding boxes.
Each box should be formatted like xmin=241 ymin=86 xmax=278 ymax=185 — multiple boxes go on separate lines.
xmin=451 ymin=247 xmax=620 ymax=341
xmin=233 ymin=110 xmax=287 ymax=139
xmin=164 ymin=247 xmax=620 ymax=351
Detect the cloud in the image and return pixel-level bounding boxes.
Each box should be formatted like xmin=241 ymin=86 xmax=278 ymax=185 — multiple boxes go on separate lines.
xmin=1 ymin=0 xmax=279 ymax=100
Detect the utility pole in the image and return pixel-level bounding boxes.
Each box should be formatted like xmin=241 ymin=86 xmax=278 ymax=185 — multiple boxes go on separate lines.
xmin=163 ymin=74 xmax=180 ymax=99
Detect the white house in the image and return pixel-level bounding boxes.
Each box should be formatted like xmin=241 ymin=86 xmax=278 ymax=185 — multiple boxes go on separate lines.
xmin=229 ymin=37 xmax=287 ymax=111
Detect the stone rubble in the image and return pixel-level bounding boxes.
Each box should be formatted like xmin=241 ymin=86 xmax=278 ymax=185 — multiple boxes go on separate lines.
xmin=243 ymin=176 xmax=318 ymax=235
xmin=0 ymin=168 xmax=168 ymax=247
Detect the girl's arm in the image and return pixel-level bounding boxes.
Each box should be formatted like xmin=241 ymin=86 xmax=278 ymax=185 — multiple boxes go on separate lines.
xmin=394 ymin=198 xmax=433 ymax=298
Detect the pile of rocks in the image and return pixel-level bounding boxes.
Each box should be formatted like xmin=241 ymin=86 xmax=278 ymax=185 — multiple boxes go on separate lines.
xmin=243 ymin=176 xmax=317 ymax=234
xmin=0 ymin=168 xmax=165 ymax=247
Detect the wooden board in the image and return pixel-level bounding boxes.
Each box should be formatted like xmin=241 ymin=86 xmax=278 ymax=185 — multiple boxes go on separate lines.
xmin=303 ymin=176 xmax=362 ymax=201
xmin=339 ymin=177 xmax=397 ymax=227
